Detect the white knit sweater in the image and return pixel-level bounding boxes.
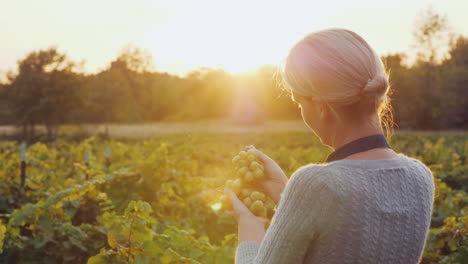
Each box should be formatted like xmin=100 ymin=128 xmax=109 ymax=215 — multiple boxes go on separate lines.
xmin=236 ymin=153 xmax=435 ymax=264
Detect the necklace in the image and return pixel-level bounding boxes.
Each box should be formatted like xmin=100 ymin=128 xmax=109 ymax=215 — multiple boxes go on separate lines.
xmin=325 ymin=134 xmax=391 ymax=162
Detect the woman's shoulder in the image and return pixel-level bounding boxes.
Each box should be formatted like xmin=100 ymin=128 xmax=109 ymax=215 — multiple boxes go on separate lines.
xmin=290 ymin=163 xmax=331 ymax=183
xmin=402 ymin=154 xmax=433 ymax=175
xmin=399 ymin=154 xmax=435 ymax=188
xmin=289 ymin=163 xmax=349 ymax=198
xmin=289 ymin=153 xmax=434 ymax=194
xmin=323 ymin=153 xmax=431 ymax=173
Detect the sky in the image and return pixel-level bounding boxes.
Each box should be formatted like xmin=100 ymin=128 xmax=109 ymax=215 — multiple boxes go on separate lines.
xmin=1 ymin=0 xmax=467 ymax=80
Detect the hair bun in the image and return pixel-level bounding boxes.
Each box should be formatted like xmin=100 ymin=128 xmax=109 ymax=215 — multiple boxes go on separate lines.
xmin=363 ymin=74 xmax=388 ymax=96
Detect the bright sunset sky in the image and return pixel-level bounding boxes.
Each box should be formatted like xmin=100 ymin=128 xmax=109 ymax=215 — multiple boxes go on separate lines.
xmin=1 ymin=0 xmax=467 ymax=79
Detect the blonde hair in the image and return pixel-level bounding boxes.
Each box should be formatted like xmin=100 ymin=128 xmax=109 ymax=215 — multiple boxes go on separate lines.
xmin=279 ymin=28 xmax=394 ymax=135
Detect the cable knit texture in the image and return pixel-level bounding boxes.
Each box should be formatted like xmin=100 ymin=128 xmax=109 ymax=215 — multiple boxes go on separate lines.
xmin=235 ymin=153 xmax=435 ymax=264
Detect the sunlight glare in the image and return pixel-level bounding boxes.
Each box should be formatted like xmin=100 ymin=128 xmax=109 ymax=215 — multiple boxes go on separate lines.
xmin=211 ymin=202 xmax=222 ymax=211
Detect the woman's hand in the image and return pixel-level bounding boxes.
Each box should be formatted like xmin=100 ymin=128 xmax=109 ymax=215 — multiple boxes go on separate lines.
xmin=225 ymin=188 xmax=266 ymax=243
xmin=244 ymin=145 xmax=288 ymax=204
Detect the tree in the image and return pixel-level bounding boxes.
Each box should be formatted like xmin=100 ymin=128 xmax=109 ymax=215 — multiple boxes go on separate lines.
xmin=408 ymin=7 xmax=452 ymax=129
xmin=412 ymin=6 xmax=452 ymax=65
xmin=443 ymin=36 xmax=468 ymax=128
xmin=114 ymin=44 xmax=155 ymax=73
xmin=6 ymin=47 xmax=83 ymax=141
xmin=82 ymin=45 xmax=157 ymax=136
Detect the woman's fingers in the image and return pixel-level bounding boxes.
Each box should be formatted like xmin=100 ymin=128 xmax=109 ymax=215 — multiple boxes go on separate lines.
xmin=225 ymin=188 xmax=251 ymax=217
xmin=244 ymin=145 xmax=271 ymax=163
xmin=225 ymin=188 xmax=242 ymax=208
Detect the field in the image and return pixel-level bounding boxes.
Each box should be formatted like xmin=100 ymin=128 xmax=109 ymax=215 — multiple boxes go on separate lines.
xmin=2 ymin=120 xmax=467 ymax=139
xmin=0 ymin=131 xmax=467 ymax=263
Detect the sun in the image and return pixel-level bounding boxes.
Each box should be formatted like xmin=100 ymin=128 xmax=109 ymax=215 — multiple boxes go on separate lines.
xmin=138 ymin=0 xmax=304 ymax=75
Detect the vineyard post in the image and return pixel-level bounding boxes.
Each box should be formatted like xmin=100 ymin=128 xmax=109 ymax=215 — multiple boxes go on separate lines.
xmin=85 ymin=150 xmax=90 ymax=180
xmin=105 ymin=146 xmax=111 ymax=169
xmin=20 ymin=143 xmax=26 ymax=189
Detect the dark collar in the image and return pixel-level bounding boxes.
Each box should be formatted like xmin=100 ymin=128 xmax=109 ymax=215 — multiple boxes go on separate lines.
xmin=326 ymin=134 xmax=391 ymax=162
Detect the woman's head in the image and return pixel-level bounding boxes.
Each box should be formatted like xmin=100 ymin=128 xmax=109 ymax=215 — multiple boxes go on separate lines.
xmin=280 ymin=28 xmax=393 ymax=146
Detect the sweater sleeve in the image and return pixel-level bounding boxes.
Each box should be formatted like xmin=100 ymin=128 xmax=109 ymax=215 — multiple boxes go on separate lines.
xmin=235 ymin=165 xmax=343 ymax=264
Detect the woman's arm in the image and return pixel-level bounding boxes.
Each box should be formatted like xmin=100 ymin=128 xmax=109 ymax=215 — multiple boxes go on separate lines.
xmin=235 ymin=165 xmax=343 ymax=264
xmin=238 ymin=214 xmax=266 ymax=243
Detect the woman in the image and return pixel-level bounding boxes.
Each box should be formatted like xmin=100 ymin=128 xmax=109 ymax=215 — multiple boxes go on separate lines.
xmin=225 ymin=28 xmax=435 ymax=264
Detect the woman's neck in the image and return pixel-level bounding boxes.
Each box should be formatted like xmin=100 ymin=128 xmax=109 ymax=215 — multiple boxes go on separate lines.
xmin=327 ymin=124 xmax=399 ymax=160
xmin=329 ymin=121 xmax=384 ymax=151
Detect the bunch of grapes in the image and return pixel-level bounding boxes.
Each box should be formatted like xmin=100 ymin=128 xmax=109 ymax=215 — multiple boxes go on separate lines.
xmin=220 ymin=149 xmax=275 ymax=219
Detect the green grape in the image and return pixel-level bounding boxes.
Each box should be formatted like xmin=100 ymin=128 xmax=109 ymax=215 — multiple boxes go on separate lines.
xmin=258 ymin=208 xmax=267 ymax=218
xmin=225 ymin=148 xmax=270 ymax=217
xmin=244 ymin=171 xmax=254 ymax=182
xmin=226 ymin=179 xmax=242 ymax=195
xmin=237 ymin=166 xmax=248 ymax=177
xmin=246 ymin=153 xmax=256 ymax=162
xmin=265 ymin=199 xmax=275 ymax=210
xmin=249 ymin=161 xmax=261 ymax=170
xmin=231 ymin=179 xmax=242 ymax=194
xmin=250 ymin=200 xmax=267 ymax=217
xmin=243 ymin=197 xmax=253 ymax=207
xmin=238 ymin=151 xmax=247 ymax=159
xmin=253 ymin=168 xmax=263 ymax=179
xmin=250 ymin=191 xmax=266 ymax=201
xmin=240 ymin=188 xmax=252 ymax=199
xmin=238 ymin=159 xmax=248 ymax=167
xmin=247 ymin=149 xmax=256 ymax=156
xmin=250 ymin=200 xmax=263 ymax=211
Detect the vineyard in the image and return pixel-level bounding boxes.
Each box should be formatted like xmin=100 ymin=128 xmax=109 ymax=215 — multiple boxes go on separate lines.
xmin=0 ymin=132 xmax=467 ymax=264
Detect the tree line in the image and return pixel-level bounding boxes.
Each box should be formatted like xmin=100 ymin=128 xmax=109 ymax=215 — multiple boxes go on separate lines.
xmin=0 ymin=8 xmax=466 ymax=140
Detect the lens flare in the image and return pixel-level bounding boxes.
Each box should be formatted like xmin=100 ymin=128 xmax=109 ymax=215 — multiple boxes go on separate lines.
xmin=211 ymin=202 xmax=222 ymax=211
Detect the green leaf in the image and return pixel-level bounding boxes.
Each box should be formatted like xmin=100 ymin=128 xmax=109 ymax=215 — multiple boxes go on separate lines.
xmin=87 ymin=254 xmax=108 ymax=264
